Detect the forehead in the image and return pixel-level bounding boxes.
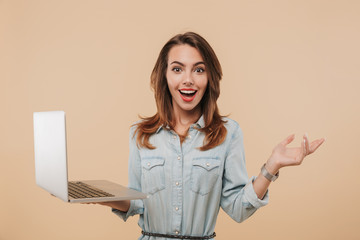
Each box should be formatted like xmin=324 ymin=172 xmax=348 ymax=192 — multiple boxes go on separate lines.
xmin=167 ymin=44 xmax=204 ymax=64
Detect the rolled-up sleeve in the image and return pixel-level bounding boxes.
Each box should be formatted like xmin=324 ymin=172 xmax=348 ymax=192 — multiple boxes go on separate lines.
xmin=112 ymin=126 xmax=144 ymax=221
xmin=220 ymin=124 xmax=269 ymax=223
xmin=243 ymin=176 xmax=269 ymax=209
xmin=112 ymin=199 xmax=144 ymax=221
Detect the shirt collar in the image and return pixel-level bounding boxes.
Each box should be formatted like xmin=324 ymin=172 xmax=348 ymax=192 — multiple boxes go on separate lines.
xmin=155 ymin=124 xmax=169 ymax=134
xmin=192 ymin=115 xmax=204 ymax=129
xmin=155 ymin=115 xmax=204 ymax=134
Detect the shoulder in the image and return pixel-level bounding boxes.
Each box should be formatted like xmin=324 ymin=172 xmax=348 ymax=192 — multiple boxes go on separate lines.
xmin=130 ymin=120 xmax=141 ymax=131
xmin=221 ymin=117 xmax=244 ymax=139
xmin=129 ymin=120 xmax=142 ymax=139
xmin=222 ymin=117 xmax=242 ymax=132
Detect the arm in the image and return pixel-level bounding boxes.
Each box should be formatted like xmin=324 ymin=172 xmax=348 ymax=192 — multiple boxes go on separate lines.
xmin=220 ymin=124 xmax=269 ymax=223
xmin=90 ymin=126 xmax=144 ymax=219
xmin=96 ymin=200 xmax=130 ymax=212
xmin=253 ymin=134 xmax=325 ymax=199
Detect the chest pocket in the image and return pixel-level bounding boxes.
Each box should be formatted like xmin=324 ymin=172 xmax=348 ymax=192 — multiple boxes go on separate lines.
xmin=191 ymin=157 xmax=221 ymax=195
xmin=141 ymin=157 xmax=165 ymax=195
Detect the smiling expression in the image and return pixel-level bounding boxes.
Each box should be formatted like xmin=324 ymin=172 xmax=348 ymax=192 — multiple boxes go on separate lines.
xmin=166 ymin=44 xmax=208 ymax=115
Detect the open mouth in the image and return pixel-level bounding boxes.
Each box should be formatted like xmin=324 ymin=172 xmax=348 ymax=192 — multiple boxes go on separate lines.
xmin=179 ymin=89 xmax=197 ymax=102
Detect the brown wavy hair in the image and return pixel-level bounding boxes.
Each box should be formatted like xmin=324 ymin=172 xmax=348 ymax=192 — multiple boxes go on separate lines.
xmin=135 ymin=32 xmax=227 ymax=151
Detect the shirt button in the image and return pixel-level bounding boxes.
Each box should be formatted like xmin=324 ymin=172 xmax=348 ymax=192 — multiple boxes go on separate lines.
xmin=175 ymin=231 xmax=179 ymax=235
xmin=147 ymin=162 xmax=151 ymax=167
xmin=175 ymin=182 xmax=179 ymax=186
xmin=206 ymin=163 xmax=210 ymax=167
xmin=175 ymin=207 xmax=179 ymax=211
xmin=187 ymin=135 xmax=192 ymax=139
xmin=173 ymin=135 xmax=176 ymax=139
xmin=177 ymin=156 xmax=181 ymax=160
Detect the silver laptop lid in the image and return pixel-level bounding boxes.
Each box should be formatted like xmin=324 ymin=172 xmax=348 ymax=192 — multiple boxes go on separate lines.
xmin=33 ymin=111 xmax=68 ymax=202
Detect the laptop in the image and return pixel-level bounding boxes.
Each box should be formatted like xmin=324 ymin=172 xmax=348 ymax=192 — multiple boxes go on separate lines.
xmin=33 ymin=111 xmax=148 ymax=203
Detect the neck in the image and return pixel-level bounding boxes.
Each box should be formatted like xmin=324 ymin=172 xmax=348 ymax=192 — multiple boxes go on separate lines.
xmin=172 ymin=106 xmax=201 ymax=136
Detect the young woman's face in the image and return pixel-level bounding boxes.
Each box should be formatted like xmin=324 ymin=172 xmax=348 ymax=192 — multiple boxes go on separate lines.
xmin=166 ymin=44 xmax=208 ymax=115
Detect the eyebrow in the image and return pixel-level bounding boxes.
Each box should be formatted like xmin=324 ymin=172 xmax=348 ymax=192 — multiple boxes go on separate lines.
xmin=170 ymin=61 xmax=205 ymax=67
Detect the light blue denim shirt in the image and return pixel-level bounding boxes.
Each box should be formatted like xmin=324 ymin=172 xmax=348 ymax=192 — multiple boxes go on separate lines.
xmin=112 ymin=116 xmax=269 ymax=239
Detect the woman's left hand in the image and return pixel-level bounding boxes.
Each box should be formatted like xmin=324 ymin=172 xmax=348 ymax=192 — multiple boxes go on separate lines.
xmin=265 ymin=134 xmax=325 ymax=175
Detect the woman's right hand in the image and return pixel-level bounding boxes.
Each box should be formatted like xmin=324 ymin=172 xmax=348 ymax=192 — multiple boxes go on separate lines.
xmin=83 ymin=200 xmax=130 ymax=212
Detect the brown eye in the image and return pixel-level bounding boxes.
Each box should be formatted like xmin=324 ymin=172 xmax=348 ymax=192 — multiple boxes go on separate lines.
xmin=194 ymin=67 xmax=205 ymax=73
xmin=172 ymin=67 xmax=182 ymax=72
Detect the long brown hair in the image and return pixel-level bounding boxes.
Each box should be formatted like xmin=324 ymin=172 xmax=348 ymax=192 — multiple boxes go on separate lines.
xmin=135 ymin=32 xmax=227 ymax=151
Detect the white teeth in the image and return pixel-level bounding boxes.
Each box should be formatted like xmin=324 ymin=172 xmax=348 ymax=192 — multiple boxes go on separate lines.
xmin=179 ymin=90 xmax=196 ymax=94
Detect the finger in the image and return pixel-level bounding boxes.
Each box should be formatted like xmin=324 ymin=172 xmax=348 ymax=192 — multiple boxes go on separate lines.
xmin=304 ymin=133 xmax=310 ymax=156
xmin=301 ymin=137 xmax=307 ymax=159
xmin=281 ymin=134 xmax=295 ymax=146
xmin=309 ymin=138 xmax=325 ymax=154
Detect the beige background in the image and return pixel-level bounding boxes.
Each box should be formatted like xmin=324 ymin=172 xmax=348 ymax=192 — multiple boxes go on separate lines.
xmin=1 ymin=0 xmax=359 ymax=239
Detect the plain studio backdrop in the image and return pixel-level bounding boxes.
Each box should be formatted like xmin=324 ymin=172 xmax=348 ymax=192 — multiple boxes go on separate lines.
xmin=1 ymin=0 xmax=359 ymax=239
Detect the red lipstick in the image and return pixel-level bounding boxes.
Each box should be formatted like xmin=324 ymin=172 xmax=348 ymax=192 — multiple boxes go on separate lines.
xmin=179 ymin=89 xmax=197 ymax=102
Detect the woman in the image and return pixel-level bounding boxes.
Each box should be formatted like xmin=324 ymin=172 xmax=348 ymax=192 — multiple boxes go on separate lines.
xmin=99 ymin=32 xmax=325 ymax=239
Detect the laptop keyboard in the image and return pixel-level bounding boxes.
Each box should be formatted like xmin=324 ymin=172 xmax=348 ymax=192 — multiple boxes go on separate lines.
xmin=68 ymin=181 xmax=114 ymax=199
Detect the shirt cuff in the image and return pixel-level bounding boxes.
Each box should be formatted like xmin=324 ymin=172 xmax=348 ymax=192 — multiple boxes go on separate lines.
xmin=111 ymin=199 xmax=144 ymax=222
xmin=243 ymin=176 xmax=269 ymax=209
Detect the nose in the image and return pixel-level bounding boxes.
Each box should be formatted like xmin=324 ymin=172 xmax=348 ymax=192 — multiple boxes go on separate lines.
xmin=182 ymin=71 xmax=194 ymax=86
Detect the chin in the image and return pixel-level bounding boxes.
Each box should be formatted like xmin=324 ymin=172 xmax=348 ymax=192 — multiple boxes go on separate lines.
xmin=180 ymin=103 xmax=201 ymax=112
xmin=173 ymin=96 xmax=202 ymax=113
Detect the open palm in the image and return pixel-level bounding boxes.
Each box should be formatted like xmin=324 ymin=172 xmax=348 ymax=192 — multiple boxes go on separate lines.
xmin=266 ymin=134 xmax=325 ymax=173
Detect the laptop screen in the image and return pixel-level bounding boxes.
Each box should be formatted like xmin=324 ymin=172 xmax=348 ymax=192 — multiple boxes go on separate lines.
xmin=33 ymin=111 xmax=69 ymax=202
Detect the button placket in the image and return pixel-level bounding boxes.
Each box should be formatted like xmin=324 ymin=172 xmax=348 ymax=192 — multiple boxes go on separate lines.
xmin=170 ymin=130 xmax=183 ymax=235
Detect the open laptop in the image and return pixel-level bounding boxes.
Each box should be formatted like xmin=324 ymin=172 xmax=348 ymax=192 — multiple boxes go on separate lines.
xmin=33 ymin=111 xmax=148 ymax=203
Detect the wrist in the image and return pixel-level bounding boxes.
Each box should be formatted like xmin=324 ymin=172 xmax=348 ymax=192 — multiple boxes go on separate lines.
xmin=261 ymin=163 xmax=280 ymax=182
xmin=265 ymin=159 xmax=280 ymax=175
